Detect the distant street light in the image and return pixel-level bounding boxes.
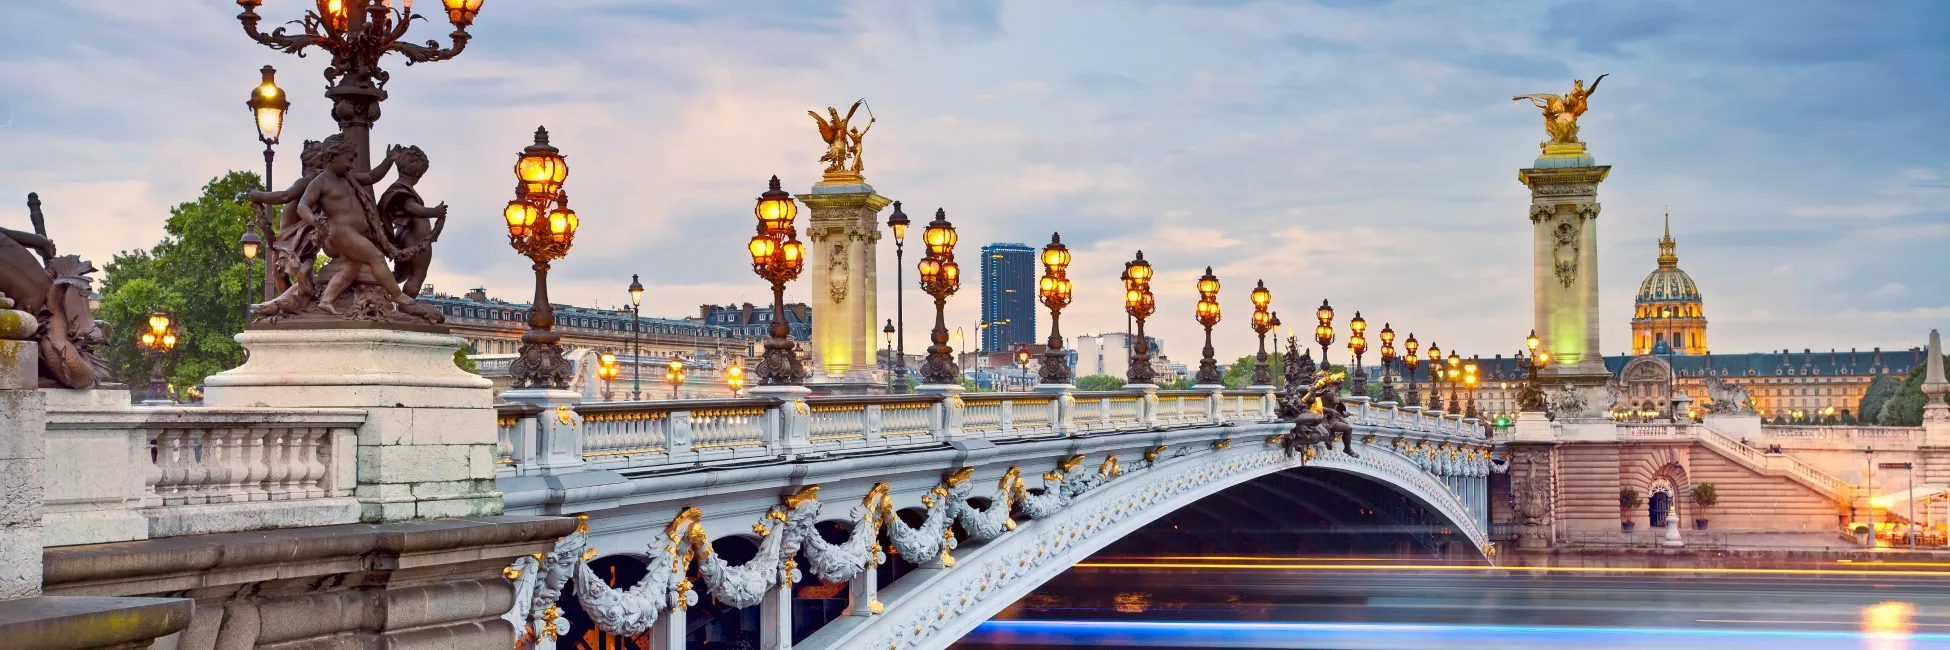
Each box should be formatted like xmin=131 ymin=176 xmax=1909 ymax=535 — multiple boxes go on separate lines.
xmin=1404 ymin=334 xmax=1422 ymax=407
xmin=1249 ymin=280 xmax=1273 ymax=387
xmin=1193 ymin=268 xmax=1222 ymax=385
xmin=597 ymin=351 xmax=620 ymax=402
xmin=1037 ymin=233 xmax=1074 ymax=385
xmin=1314 ymin=299 xmax=1336 ymax=370
xmin=917 ymin=209 xmax=962 ymax=385
xmin=627 ymin=274 xmax=644 ymax=400
xmin=138 ymin=311 xmax=179 ymax=404
xmin=244 ymin=65 xmax=287 ymax=308
xmin=1378 ymin=323 xmax=1399 ymax=403
xmin=747 ymin=176 xmax=807 ymax=386
xmin=1121 ymin=252 xmax=1157 ymax=385
xmin=1348 ymin=311 xmax=1368 ymax=397
xmin=665 ymin=358 xmax=686 ymax=399
xmin=887 ymin=202 xmax=911 ymax=393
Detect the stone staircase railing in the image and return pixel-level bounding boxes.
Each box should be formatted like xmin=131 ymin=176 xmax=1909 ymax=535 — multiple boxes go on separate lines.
xmin=1694 ymin=424 xmax=1853 ymax=502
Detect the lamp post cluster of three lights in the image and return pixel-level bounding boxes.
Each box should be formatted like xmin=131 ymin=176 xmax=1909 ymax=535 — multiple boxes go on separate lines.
xmin=748 ymin=177 xmax=808 ymax=386
xmin=1121 ymin=253 xmax=1157 ymax=385
xmin=138 ymin=312 xmax=180 ymax=404
xmin=1425 ymin=341 xmax=1444 ymax=413
xmin=1378 ymin=323 xmax=1399 ymax=403
xmin=916 ymin=210 xmax=962 ymax=384
xmin=1036 ymin=234 xmax=1073 ymax=385
xmin=1518 ymin=328 xmax=1552 ymax=411
xmin=502 ymin=128 xmax=579 ymax=389
xmin=1347 ymin=311 xmax=1368 ymax=397
xmin=1192 ymin=268 xmax=1224 ymax=385
xmin=1249 ymin=281 xmax=1275 ymax=387
xmin=665 ymin=358 xmax=686 ymax=400
xmin=596 ymin=352 xmax=619 ymax=402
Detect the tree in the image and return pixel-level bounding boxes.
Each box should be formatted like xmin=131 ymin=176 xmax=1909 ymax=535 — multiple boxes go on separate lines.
xmin=1868 ymin=357 xmax=1950 ymax=426
xmin=1221 ymin=351 xmax=1284 ymax=389
xmin=1859 ymin=374 xmax=1901 ymax=426
xmin=1074 ymin=374 xmax=1125 ymax=391
xmin=453 ymin=347 xmax=479 ymax=374
xmin=98 ymin=171 xmax=260 ymax=398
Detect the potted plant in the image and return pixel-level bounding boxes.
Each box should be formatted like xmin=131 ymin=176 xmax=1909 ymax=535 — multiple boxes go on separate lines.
xmin=1690 ymin=483 xmax=1718 ymax=530
xmin=1620 ymin=488 xmax=1642 ymax=532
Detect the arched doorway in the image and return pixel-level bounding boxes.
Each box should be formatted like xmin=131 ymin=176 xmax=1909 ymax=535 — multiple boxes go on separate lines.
xmin=1647 ymin=480 xmax=1676 ymax=528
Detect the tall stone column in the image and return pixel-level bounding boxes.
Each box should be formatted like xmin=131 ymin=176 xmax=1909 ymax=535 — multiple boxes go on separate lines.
xmin=1520 ymin=142 xmax=1614 ymax=415
xmin=801 ymin=180 xmax=891 ymax=391
xmin=1919 ymin=330 xmax=1948 ymax=527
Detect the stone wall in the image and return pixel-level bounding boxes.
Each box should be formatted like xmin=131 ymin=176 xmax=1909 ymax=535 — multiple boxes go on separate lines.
xmin=1554 ymin=444 xmax=1621 ymax=538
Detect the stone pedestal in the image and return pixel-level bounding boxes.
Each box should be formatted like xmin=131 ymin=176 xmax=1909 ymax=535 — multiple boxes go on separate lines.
xmin=750 ymin=385 xmax=813 ymax=453
xmin=800 ymin=182 xmax=892 ymax=382
xmin=501 ymin=388 xmax=585 ymax=474
xmin=205 ymin=328 xmax=502 ymax=522
xmin=2 ymin=335 xmax=46 ymax=599
xmin=1036 ymin=383 xmax=1077 ymax=435
xmin=1520 ymin=142 xmax=1612 ymax=383
xmin=915 ymin=384 xmax=966 ymax=440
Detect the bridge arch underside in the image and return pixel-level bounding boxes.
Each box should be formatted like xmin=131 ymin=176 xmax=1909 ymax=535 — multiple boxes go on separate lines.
xmin=552 ymin=423 xmax=1487 ymax=650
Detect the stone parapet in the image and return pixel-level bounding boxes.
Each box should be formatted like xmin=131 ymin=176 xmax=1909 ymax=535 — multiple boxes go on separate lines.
xmin=43 ymin=516 xmax=576 ymax=648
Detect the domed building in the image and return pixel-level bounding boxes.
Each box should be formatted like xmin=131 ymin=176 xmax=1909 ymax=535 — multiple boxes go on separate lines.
xmin=1630 ymin=213 xmax=1707 ymax=355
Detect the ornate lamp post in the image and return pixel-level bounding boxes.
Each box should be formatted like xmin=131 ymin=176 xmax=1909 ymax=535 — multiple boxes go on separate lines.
xmin=665 ymin=358 xmax=686 ymax=399
xmin=1268 ymin=311 xmax=1284 ymax=388
xmin=596 ymin=351 xmax=619 ymax=402
xmin=1249 ymin=280 xmax=1274 ymax=387
xmin=883 ymin=319 xmax=896 ymax=388
xmin=1465 ymin=356 xmax=1481 ymax=419
xmin=1347 ymin=312 xmax=1368 ymax=397
xmin=244 ymin=64 xmax=287 ymax=307
xmin=1037 ymin=233 xmax=1074 ymax=385
xmin=1426 ymin=342 xmax=1443 ymax=412
xmin=1314 ymin=299 xmax=1335 ymax=370
xmin=726 ymin=362 xmax=746 ymax=397
xmin=1016 ymin=347 xmax=1032 ymax=392
xmin=1519 ymin=329 xmax=1549 ymax=411
xmin=235 ymin=0 xmax=483 ymax=168
xmin=1378 ymin=323 xmax=1399 ymax=403
xmin=238 ymin=223 xmax=262 ymax=316
xmin=887 ymin=202 xmax=911 ymax=393
xmin=627 ymin=275 xmax=644 ymax=400
xmin=1121 ymin=252 xmax=1157 ymax=385
xmin=503 ymin=127 xmax=579 ymax=390
xmin=1403 ymin=333 xmax=1421 ymax=407
xmin=1193 ymin=268 xmax=1223 ymax=385
xmin=137 ymin=311 xmax=180 ymax=404
xmin=1446 ymin=351 xmax=1463 ymax=415
xmin=916 ymin=209 xmax=962 ymax=384
xmin=748 ymin=177 xmax=807 ymax=385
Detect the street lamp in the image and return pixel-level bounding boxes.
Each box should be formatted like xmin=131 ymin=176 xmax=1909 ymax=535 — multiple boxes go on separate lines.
xmin=883 ymin=319 xmax=896 ymax=389
xmin=238 ymin=222 xmax=262 ymax=317
xmin=1403 ymin=334 xmax=1421 ymax=407
xmin=627 ymin=274 xmax=644 ymax=400
xmin=1520 ymin=329 xmax=1549 ymax=411
xmin=596 ymin=351 xmax=620 ymax=402
xmin=887 ymin=202 xmax=911 ymax=393
xmin=916 ymin=209 xmax=962 ymax=385
xmin=1464 ymin=356 xmax=1480 ymax=419
xmin=1314 ymin=299 xmax=1335 ymax=370
xmin=1016 ymin=347 xmax=1031 ymax=392
xmin=726 ymin=362 xmax=746 ymax=396
xmin=1378 ymin=323 xmax=1399 ymax=403
xmin=1446 ymin=351 xmax=1462 ymax=415
xmin=1347 ymin=311 xmax=1368 ymax=397
xmin=1426 ymin=342 xmax=1443 ymax=412
xmin=1249 ymin=280 xmax=1274 ymax=387
xmin=1268 ymin=311 xmax=1284 ymax=388
xmin=503 ymin=127 xmax=579 ymax=390
xmin=236 ymin=0 xmax=482 ymax=168
xmin=244 ymin=64 xmax=287 ymax=308
xmin=748 ymin=176 xmax=807 ymax=386
xmin=137 ymin=311 xmax=179 ymax=404
xmin=1037 ymin=233 xmax=1074 ymax=385
xmin=1193 ymin=267 xmax=1223 ymax=385
xmin=665 ymin=358 xmax=686 ymax=399
xmin=1121 ymin=252 xmax=1157 ymax=385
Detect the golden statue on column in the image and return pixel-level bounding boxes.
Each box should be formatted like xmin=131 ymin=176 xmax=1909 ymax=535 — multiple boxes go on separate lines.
xmin=809 ymin=99 xmax=874 ymax=185
xmin=1514 ymin=74 xmax=1607 ymax=149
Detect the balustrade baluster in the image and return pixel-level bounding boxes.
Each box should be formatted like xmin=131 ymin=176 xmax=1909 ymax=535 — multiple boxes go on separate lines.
xmin=302 ymin=428 xmax=328 ymax=498
xmin=154 ymin=431 xmax=183 ymax=505
xmin=269 ymin=428 xmax=298 ymax=500
xmin=219 ymin=427 xmax=250 ymax=503
xmin=182 ymin=429 xmax=212 ymax=505
xmin=241 ymin=426 xmax=269 ymax=501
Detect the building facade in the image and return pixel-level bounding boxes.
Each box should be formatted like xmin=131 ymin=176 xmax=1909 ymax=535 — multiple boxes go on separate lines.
xmin=423 ymin=287 xmax=769 ymax=397
xmin=1629 ymin=214 xmax=1708 ymax=355
xmin=1073 ymin=332 xmax=1174 ymax=381
xmin=980 ymin=242 xmax=1037 ymax=353
xmin=694 ymin=302 xmax=812 ymax=341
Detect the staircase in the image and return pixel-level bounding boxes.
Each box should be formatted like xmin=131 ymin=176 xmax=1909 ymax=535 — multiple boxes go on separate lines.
xmin=1693 ymin=424 xmax=1852 ymax=503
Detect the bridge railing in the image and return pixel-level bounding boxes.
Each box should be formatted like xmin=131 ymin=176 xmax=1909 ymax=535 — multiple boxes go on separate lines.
xmin=43 ymin=406 xmax=366 ymax=545
xmin=494 ymin=384 xmax=1283 ymax=474
xmin=1345 ymin=397 xmax=1487 ymax=439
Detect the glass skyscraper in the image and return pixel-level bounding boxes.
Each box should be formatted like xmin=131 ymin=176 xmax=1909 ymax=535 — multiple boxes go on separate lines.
xmin=981 ymin=242 xmax=1037 ymax=353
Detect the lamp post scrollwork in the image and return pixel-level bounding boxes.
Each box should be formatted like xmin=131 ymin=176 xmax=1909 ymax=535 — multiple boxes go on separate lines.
xmin=1037 ymin=233 xmax=1073 ymax=385
xmin=1193 ymin=267 xmax=1222 ymax=385
xmin=916 ymin=209 xmax=961 ymax=384
xmin=1121 ymin=252 xmax=1157 ymax=385
xmin=1249 ymin=280 xmax=1273 ymax=387
xmin=504 ymin=127 xmax=579 ymax=390
xmin=748 ymin=177 xmax=807 ymax=386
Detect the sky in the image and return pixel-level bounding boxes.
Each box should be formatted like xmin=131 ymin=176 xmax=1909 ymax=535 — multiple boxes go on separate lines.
xmin=2 ymin=0 xmax=1946 ymax=365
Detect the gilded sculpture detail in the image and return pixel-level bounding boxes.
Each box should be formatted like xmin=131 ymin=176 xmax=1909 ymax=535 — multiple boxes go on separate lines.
xmin=1514 ymin=74 xmax=1607 ymax=148
xmin=809 ymin=99 xmax=875 ymax=182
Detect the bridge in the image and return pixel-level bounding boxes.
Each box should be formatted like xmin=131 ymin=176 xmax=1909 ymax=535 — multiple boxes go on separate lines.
xmin=491 ymin=385 xmax=1498 ymax=649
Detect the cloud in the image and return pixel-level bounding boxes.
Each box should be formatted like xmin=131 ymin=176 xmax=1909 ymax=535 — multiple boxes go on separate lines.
xmin=1541 ymin=0 xmax=1688 ymax=55
xmin=1068 ymin=72 xmax=1144 ymax=92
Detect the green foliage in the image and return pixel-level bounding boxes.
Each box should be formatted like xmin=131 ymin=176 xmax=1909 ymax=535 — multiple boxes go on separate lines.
xmin=1074 ymin=374 xmax=1125 ymax=391
xmin=454 ymin=347 xmax=479 ymax=374
xmin=1690 ymin=483 xmax=1719 ymax=508
xmin=1221 ymin=351 xmax=1283 ymax=389
xmin=97 ymin=171 xmax=260 ymax=397
xmin=1866 ymin=357 xmax=1950 ymax=426
xmin=1619 ymin=487 xmax=1642 ymax=509
xmin=957 ymin=375 xmax=980 ymax=392
xmin=1859 ymin=374 xmax=1901 ymax=426
xmin=1160 ymin=376 xmax=1197 ymax=390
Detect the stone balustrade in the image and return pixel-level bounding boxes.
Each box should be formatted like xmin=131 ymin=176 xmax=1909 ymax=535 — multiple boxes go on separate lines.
xmin=494 ymin=384 xmax=1281 ymax=474
xmin=42 ymin=400 xmax=365 ymax=546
